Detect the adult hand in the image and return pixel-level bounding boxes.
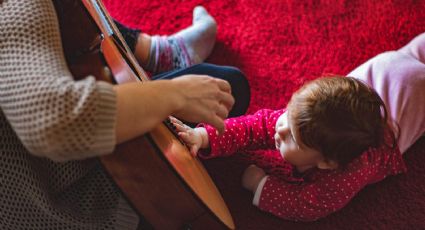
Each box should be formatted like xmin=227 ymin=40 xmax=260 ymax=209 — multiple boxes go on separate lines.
xmin=114 ymin=74 xmax=234 ymax=144
xmin=170 ymin=75 xmax=234 ymax=134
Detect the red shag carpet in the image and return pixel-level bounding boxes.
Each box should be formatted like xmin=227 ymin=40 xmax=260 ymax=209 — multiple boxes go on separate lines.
xmin=103 ymin=0 xmax=425 ymax=229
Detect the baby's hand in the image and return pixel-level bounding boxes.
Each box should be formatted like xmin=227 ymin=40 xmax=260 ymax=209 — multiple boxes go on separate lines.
xmin=242 ymin=164 xmax=267 ymax=193
xmin=170 ymin=117 xmax=206 ymax=157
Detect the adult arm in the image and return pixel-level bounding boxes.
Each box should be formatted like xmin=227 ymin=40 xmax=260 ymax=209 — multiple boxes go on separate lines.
xmin=0 ymin=0 xmax=119 ymax=161
xmin=0 ymin=0 xmax=233 ymax=161
xmin=114 ymin=75 xmax=234 ymax=144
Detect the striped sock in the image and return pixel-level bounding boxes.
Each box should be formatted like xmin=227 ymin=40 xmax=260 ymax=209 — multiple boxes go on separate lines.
xmin=145 ymin=6 xmax=217 ymax=73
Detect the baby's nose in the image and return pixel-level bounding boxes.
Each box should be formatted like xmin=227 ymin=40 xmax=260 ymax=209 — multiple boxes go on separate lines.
xmin=276 ymin=126 xmax=289 ymax=136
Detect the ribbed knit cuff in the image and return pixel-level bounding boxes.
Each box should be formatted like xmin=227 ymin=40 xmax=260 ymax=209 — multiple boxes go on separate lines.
xmin=90 ymin=81 xmax=117 ymax=156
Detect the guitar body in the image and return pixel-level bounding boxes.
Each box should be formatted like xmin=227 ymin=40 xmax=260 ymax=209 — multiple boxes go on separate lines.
xmin=53 ymin=1 xmax=235 ymax=229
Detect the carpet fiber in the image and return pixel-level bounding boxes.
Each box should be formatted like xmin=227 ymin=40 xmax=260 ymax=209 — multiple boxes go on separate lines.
xmin=103 ymin=0 xmax=425 ymax=229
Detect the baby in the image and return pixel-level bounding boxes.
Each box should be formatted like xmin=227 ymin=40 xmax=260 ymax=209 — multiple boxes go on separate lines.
xmin=172 ymin=32 xmax=425 ymax=221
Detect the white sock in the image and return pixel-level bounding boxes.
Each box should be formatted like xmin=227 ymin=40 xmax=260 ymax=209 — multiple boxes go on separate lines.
xmin=145 ymin=6 xmax=217 ymax=73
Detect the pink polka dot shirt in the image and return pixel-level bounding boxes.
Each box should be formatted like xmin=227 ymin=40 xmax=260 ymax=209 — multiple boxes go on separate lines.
xmin=199 ymin=109 xmax=407 ymax=221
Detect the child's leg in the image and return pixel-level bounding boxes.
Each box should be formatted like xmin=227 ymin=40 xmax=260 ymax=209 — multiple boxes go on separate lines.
xmin=398 ymin=33 xmax=425 ymax=63
xmin=348 ymin=39 xmax=425 ymax=153
xmin=142 ymin=6 xmax=217 ymax=74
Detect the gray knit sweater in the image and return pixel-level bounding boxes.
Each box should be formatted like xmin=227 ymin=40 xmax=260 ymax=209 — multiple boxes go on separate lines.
xmin=0 ymin=0 xmax=139 ymax=229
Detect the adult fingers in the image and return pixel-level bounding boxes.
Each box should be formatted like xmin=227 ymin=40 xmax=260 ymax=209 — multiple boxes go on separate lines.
xmin=214 ymin=78 xmax=232 ymax=93
xmin=217 ymin=91 xmax=235 ymax=111
xmin=206 ymin=115 xmax=225 ymax=135
xmin=215 ymin=102 xmax=229 ymax=119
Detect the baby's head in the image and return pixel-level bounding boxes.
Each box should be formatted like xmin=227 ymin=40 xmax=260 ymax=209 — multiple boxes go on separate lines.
xmin=276 ymin=76 xmax=394 ymax=171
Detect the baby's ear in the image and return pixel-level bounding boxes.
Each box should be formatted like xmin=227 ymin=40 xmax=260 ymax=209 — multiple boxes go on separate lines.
xmin=317 ymin=159 xmax=339 ymax=170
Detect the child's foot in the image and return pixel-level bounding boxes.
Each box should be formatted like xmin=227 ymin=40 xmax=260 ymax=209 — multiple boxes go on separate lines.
xmin=145 ymin=6 xmax=217 ymax=73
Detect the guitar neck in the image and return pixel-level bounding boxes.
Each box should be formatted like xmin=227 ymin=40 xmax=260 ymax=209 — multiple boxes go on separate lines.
xmin=82 ymin=0 xmax=150 ymax=82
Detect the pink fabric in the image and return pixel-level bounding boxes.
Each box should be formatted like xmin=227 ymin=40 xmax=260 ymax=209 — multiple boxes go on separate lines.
xmin=348 ymin=33 xmax=425 ymax=153
xmin=200 ymin=109 xmax=406 ymax=221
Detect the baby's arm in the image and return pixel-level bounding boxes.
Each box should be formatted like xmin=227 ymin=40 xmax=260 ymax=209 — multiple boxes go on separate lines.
xmin=172 ymin=109 xmax=284 ymax=158
xmin=199 ymin=109 xmax=284 ymax=158
xmin=245 ymin=148 xmax=404 ymax=222
xmin=249 ymin=173 xmax=367 ymax=221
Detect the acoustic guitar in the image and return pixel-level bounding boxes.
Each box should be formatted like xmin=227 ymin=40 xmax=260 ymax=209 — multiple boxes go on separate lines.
xmin=53 ymin=0 xmax=235 ymax=229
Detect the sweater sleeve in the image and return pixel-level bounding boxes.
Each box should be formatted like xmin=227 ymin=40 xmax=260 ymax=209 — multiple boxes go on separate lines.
xmin=198 ymin=109 xmax=284 ymax=158
xmin=0 ymin=0 xmax=117 ymax=161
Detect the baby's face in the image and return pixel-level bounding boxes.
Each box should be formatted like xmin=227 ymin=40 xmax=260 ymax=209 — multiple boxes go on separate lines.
xmin=274 ymin=110 xmax=324 ymax=172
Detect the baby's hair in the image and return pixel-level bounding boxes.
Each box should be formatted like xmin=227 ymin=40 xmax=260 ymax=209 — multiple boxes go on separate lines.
xmin=288 ymin=76 xmax=397 ymax=167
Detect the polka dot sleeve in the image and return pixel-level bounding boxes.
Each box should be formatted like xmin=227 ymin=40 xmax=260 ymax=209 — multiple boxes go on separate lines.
xmin=198 ymin=109 xmax=285 ymax=158
xmin=255 ymin=146 xmax=406 ymax=221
